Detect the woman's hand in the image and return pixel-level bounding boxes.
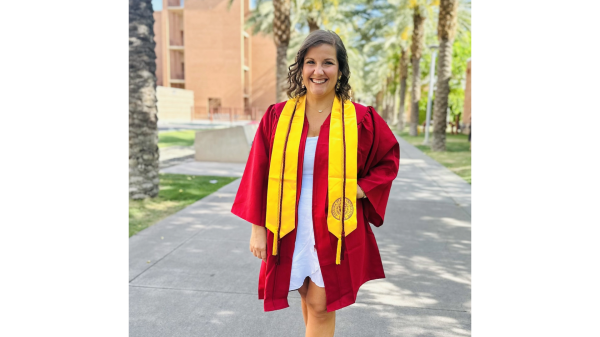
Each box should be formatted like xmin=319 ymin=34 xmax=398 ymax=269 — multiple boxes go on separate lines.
xmin=357 ymin=184 xmax=366 ymax=199
xmin=250 ymin=224 xmax=267 ymax=263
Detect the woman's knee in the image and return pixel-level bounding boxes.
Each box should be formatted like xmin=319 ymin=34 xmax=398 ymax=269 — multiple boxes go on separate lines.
xmin=305 ymin=295 xmax=329 ymax=319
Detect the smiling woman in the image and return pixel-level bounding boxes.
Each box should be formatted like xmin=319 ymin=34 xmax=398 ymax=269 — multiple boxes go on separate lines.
xmin=286 ymin=31 xmax=352 ymax=103
xmin=231 ymin=30 xmax=400 ymax=337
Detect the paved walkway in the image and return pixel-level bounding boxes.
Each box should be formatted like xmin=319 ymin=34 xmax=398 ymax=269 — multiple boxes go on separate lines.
xmin=161 ymin=160 xmax=246 ymax=177
xmin=159 ymin=146 xmax=195 ymax=168
xmin=130 ymin=136 xmax=471 ymax=336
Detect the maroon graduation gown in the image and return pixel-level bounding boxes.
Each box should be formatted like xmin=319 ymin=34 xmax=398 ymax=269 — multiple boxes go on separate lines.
xmin=231 ymin=100 xmax=400 ymax=312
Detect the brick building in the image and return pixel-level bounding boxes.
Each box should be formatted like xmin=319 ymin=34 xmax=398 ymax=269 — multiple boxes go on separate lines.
xmin=153 ymin=0 xmax=277 ymax=120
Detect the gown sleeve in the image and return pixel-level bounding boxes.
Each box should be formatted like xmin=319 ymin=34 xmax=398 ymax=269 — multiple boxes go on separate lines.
xmin=231 ymin=105 xmax=277 ymax=227
xmin=357 ymin=107 xmax=400 ymax=227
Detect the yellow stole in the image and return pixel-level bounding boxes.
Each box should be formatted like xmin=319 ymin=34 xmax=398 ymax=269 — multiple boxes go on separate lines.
xmin=266 ymin=94 xmax=357 ymax=265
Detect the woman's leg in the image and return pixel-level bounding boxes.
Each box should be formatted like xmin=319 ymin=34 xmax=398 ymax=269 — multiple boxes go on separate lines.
xmin=297 ymin=277 xmax=310 ymax=326
xmin=305 ymin=278 xmax=335 ymax=337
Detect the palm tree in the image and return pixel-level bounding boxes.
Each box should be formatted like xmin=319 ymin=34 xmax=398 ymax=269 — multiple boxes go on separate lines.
xmin=348 ymin=0 xmax=427 ymax=128
xmin=359 ymin=0 xmax=468 ymax=134
xmin=129 ymin=0 xmax=159 ymax=199
xmin=354 ymin=0 xmax=411 ymax=114
xmin=361 ymin=0 xmax=469 ymax=133
xmin=408 ymin=6 xmax=426 ymax=136
xmin=431 ymin=0 xmax=459 ymax=151
xmin=301 ymin=0 xmax=326 ymax=32
xmin=246 ymin=0 xmax=345 ymax=101
xmin=247 ymin=0 xmax=343 ymax=35
xmin=394 ymin=40 xmax=410 ymax=127
xmin=272 ymin=0 xmax=292 ymax=102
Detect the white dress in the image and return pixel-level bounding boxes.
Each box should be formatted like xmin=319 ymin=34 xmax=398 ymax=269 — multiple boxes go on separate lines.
xmin=288 ymin=136 xmax=325 ymax=291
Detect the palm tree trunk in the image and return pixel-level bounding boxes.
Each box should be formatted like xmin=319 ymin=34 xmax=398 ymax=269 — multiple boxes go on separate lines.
xmin=273 ymin=0 xmax=291 ymax=102
xmin=432 ymin=40 xmax=451 ymax=150
xmin=384 ymin=91 xmax=391 ymax=123
xmin=393 ymin=47 xmax=409 ymax=128
xmin=276 ymin=44 xmax=289 ymax=102
xmin=375 ymin=90 xmax=384 ymax=114
xmin=307 ymin=17 xmax=319 ymax=32
xmin=432 ymin=0 xmax=459 ymax=151
xmin=383 ymin=77 xmax=392 ymax=123
xmin=398 ymin=77 xmax=407 ymax=129
xmin=409 ymin=9 xmax=425 ymax=136
xmin=129 ymin=0 xmax=159 ymax=200
xmin=389 ymin=81 xmax=396 ymax=124
xmin=392 ymin=84 xmax=400 ymax=127
xmin=409 ymin=58 xmax=421 ymax=136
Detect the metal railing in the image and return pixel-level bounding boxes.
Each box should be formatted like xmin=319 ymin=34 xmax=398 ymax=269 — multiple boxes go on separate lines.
xmin=191 ymin=106 xmax=266 ymax=122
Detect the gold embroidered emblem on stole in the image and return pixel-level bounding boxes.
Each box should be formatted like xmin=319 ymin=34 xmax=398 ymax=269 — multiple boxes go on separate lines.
xmin=331 ymin=197 xmax=354 ymax=221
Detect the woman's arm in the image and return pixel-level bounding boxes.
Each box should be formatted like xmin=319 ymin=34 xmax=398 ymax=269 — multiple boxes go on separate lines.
xmin=231 ymin=105 xmax=277 ymax=262
xmin=357 ymin=107 xmax=400 ymax=227
xmin=250 ymin=224 xmax=267 ymax=262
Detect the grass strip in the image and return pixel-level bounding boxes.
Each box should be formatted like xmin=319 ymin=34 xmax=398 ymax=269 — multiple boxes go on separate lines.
xmin=396 ymin=131 xmax=471 ymax=184
xmin=129 ymin=173 xmax=238 ymax=236
xmin=158 ymin=130 xmax=197 ymax=148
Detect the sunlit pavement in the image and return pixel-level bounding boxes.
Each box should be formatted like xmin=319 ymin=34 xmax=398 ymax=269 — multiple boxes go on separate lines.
xmin=130 ymin=136 xmax=471 ymax=336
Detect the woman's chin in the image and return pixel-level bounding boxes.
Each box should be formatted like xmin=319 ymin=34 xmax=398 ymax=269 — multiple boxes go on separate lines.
xmin=308 ymin=86 xmax=332 ymax=97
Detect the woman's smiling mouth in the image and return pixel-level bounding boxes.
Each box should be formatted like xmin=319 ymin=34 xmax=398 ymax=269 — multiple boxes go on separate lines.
xmin=311 ymin=78 xmax=328 ymax=84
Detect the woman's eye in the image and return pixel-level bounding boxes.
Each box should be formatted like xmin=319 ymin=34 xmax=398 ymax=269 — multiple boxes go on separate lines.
xmin=305 ymin=61 xmax=333 ymax=65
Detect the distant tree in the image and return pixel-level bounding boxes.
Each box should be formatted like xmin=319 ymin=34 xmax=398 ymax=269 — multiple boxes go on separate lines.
xmin=302 ymin=0 xmax=330 ymax=32
xmin=129 ymin=0 xmax=159 ymax=199
xmin=246 ymin=0 xmax=340 ymax=35
xmin=431 ymin=0 xmax=459 ymax=151
xmin=448 ymin=30 xmax=471 ymax=132
xmin=396 ymin=42 xmax=410 ymax=128
xmin=246 ymin=0 xmax=347 ymax=101
xmin=356 ymin=0 xmax=411 ymax=122
xmin=363 ymin=0 xmax=471 ymax=133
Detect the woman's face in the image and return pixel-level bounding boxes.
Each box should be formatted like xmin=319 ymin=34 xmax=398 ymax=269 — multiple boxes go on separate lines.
xmin=301 ymin=44 xmax=341 ymax=98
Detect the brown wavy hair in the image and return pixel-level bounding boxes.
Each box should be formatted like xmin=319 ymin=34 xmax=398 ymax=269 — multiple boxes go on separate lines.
xmin=286 ymin=30 xmax=352 ymax=102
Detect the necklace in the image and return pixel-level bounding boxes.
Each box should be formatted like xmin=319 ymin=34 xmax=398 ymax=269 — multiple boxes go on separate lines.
xmin=308 ymin=101 xmax=331 ymax=113
xmin=312 ymin=106 xmax=326 ymax=113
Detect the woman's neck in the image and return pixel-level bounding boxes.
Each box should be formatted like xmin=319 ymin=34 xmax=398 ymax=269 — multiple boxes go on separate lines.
xmin=306 ymin=91 xmax=336 ymax=113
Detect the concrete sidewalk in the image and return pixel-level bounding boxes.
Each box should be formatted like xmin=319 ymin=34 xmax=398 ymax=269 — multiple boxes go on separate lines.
xmin=161 ymin=160 xmax=246 ymax=177
xmin=130 ymin=136 xmax=471 ymax=336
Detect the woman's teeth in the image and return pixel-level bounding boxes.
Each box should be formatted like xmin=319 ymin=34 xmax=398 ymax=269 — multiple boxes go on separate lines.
xmin=311 ymin=79 xmax=327 ymax=84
